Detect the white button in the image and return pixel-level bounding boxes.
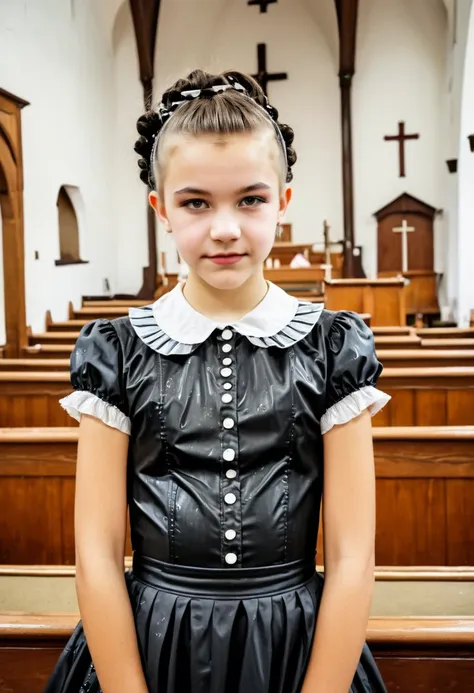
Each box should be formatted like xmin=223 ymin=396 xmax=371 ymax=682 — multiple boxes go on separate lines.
xmin=222 ymin=357 xmax=232 ymax=366
xmin=221 ymin=367 xmax=232 ymax=378
xmin=225 ymin=529 xmax=237 ymax=541
xmin=226 ymin=469 xmax=237 ymax=479
xmin=221 ymin=393 xmax=232 ymax=404
xmin=223 ymin=382 xmax=232 ymax=390
xmin=224 ymin=492 xmax=237 ymax=505
xmin=222 ymin=329 xmax=233 ymax=340
xmin=223 ymin=448 xmax=235 ymax=462
xmin=222 ymin=343 xmax=232 ymax=353
xmin=225 ymin=552 xmax=237 ymax=565
xmin=223 ymin=417 xmax=235 ymax=430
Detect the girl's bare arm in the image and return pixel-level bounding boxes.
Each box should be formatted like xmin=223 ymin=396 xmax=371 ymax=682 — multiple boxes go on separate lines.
xmin=75 ymin=414 xmax=148 ymax=693
xmin=301 ymin=410 xmax=376 ymax=693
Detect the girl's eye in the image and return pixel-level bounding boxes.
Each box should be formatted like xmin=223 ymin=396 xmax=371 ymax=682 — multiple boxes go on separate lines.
xmin=240 ymin=196 xmax=265 ymax=207
xmin=183 ymin=199 xmax=208 ymax=210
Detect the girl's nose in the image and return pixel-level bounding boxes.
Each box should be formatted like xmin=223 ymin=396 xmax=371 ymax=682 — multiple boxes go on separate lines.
xmin=210 ymin=215 xmax=241 ymax=243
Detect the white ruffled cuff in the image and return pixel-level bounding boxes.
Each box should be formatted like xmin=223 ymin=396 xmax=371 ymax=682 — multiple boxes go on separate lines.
xmin=320 ymin=385 xmax=391 ymax=435
xmin=59 ymin=391 xmax=131 ymax=435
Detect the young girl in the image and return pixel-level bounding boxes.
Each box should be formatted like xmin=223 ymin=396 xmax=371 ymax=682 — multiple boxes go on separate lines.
xmin=45 ymin=69 xmax=390 ymax=693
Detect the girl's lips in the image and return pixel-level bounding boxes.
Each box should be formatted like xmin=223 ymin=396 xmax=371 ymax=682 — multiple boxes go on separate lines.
xmin=207 ymin=254 xmax=246 ymax=265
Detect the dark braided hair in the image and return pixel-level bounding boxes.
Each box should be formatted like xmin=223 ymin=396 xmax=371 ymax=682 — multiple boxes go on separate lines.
xmin=134 ymin=69 xmax=297 ymax=191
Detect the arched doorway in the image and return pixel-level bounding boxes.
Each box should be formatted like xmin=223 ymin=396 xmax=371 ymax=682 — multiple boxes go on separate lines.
xmin=0 ymin=88 xmax=28 ymax=357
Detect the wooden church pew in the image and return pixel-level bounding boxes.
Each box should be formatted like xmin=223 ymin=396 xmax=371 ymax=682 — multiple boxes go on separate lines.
xmin=374 ymin=335 xmax=422 ymax=350
xmin=372 ymin=326 xmax=415 ymax=337
xmin=0 ymin=566 xmax=473 ymax=693
xmin=28 ymin=331 xmax=80 ymax=345
xmin=420 ymin=338 xmax=474 ymax=350
xmin=1 ymin=368 xmax=474 ymax=428
xmin=0 ymin=373 xmax=72 ymax=427
xmin=82 ymin=299 xmax=147 ymax=307
xmin=377 ymin=349 xmax=474 ymax=368
xmin=2 ymin=426 xmax=473 ymax=566
xmin=24 ymin=344 xmax=74 ymax=359
xmin=46 ymin=320 xmax=88 ymax=333
xmin=72 ymin=306 xmax=140 ymax=320
xmin=375 ymin=368 xmax=474 ymax=426
xmin=418 ymin=327 xmax=474 ymax=339
xmin=7 ymin=351 xmax=474 ymax=373
xmin=0 ymin=359 xmax=69 ymax=372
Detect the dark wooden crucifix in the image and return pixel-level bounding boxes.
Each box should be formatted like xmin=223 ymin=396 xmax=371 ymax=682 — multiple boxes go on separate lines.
xmin=384 ymin=121 xmax=419 ymax=178
xmin=252 ymin=43 xmax=287 ymax=97
xmin=247 ymin=0 xmax=277 ymax=12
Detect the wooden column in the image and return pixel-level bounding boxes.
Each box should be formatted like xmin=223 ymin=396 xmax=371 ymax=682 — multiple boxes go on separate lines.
xmin=339 ymin=71 xmax=355 ymax=276
xmin=129 ymin=0 xmax=162 ymax=299
xmin=0 ymin=88 xmax=29 ymax=358
xmin=334 ymin=0 xmax=359 ymax=278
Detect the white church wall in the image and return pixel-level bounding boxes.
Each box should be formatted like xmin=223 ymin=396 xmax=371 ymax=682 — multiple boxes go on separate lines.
xmin=457 ymin=0 xmax=474 ymax=326
xmin=140 ymin=0 xmax=343 ymax=273
xmin=353 ymin=0 xmax=447 ymax=278
xmin=444 ymin=0 xmax=473 ymax=319
xmin=0 ymin=0 xmax=118 ymax=332
xmin=113 ymin=1 xmax=149 ymax=294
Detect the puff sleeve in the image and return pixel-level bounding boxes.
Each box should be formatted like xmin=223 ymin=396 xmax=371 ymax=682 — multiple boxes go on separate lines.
xmin=320 ymin=312 xmax=390 ymax=435
xmin=59 ymin=319 xmax=131 ymax=435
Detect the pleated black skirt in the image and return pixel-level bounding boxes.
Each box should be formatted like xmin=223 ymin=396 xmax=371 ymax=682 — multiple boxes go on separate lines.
xmin=44 ymin=556 xmax=386 ymax=693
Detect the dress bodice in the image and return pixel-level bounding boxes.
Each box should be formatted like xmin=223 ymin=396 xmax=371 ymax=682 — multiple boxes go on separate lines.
xmin=60 ymin=284 xmax=389 ymax=569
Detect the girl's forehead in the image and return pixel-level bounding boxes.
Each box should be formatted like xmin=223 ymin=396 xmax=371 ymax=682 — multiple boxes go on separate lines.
xmin=164 ymin=132 xmax=280 ymax=187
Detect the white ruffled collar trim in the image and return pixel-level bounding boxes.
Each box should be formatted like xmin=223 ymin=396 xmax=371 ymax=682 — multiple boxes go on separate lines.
xmin=153 ymin=281 xmax=298 ymax=344
xmin=129 ymin=282 xmax=323 ymax=355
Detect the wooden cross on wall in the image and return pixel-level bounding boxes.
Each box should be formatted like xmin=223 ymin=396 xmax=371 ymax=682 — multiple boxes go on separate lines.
xmin=252 ymin=43 xmax=288 ymax=97
xmin=384 ymin=121 xmax=419 ymax=177
xmin=248 ymin=0 xmax=277 ymax=12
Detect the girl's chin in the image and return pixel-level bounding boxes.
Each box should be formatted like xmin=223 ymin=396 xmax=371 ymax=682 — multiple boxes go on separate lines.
xmin=196 ymin=268 xmax=259 ymax=291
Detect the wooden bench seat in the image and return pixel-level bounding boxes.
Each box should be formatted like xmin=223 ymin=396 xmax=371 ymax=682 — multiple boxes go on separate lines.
xmin=29 ymin=332 xmax=80 ymax=345
xmin=420 ymin=338 xmax=474 ymax=350
xmin=418 ymin=327 xmax=474 ymax=339
xmin=0 ymin=359 xmax=70 ymax=371
xmin=82 ymin=299 xmax=147 ymax=307
xmin=24 ymin=344 xmax=74 ymax=359
xmin=2 ymin=426 xmax=473 ymax=566
xmin=372 ymin=326 xmax=415 ymax=336
xmin=374 ymin=335 xmax=422 ymax=349
xmin=46 ymin=319 xmax=88 ymax=332
xmin=1 ymin=566 xmax=473 ymax=693
xmin=72 ymin=306 xmax=140 ymax=319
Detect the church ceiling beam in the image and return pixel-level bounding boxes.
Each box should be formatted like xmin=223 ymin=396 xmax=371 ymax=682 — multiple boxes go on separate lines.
xmin=129 ymin=0 xmax=162 ymax=108
xmin=334 ymin=0 xmax=359 ymax=277
xmin=334 ymin=0 xmax=358 ymax=76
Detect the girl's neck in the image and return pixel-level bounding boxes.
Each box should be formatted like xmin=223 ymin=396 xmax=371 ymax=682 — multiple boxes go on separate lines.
xmin=182 ymin=272 xmax=269 ymax=323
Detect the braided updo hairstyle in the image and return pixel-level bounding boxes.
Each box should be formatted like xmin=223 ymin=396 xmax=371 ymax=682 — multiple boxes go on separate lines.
xmin=134 ymin=69 xmax=297 ymax=193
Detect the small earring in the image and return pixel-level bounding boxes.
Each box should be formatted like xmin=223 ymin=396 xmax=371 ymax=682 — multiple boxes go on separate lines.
xmin=276 ymin=222 xmax=283 ymax=239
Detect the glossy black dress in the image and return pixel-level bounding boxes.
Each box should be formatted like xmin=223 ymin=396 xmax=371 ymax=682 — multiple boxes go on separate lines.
xmin=45 ymin=283 xmax=389 ymax=693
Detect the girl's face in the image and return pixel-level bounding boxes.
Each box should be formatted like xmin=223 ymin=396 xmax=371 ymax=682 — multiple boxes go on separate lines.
xmin=150 ymin=131 xmax=291 ymax=292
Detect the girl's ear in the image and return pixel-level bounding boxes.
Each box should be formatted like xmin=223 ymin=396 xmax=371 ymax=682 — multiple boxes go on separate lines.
xmin=278 ymin=187 xmax=292 ymax=223
xmin=149 ymin=190 xmax=172 ymax=233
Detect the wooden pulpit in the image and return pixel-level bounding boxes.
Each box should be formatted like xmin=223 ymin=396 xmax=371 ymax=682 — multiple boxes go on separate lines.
xmin=324 ymin=278 xmax=406 ymax=326
xmin=374 ymin=193 xmax=439 ymax=317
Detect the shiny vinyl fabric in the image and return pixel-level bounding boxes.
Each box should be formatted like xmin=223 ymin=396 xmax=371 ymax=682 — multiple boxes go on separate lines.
xmin=45 ymin=309 xmax=387 ymax=693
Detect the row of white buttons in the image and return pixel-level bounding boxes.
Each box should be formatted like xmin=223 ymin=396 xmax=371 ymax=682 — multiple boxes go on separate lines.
xmin=221 ymin=328 xmax=237 ymax=566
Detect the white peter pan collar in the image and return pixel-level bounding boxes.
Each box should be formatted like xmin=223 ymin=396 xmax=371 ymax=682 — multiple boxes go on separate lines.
xmin=129 ymin=281 xmax=323 ymax=356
